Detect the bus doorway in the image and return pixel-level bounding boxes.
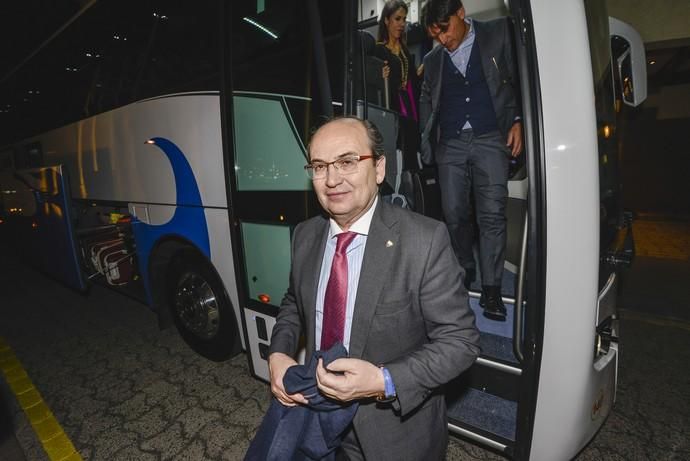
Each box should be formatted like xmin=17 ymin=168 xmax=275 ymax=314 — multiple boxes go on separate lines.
xmin=354 ymin=0 xmax=527 ymax=451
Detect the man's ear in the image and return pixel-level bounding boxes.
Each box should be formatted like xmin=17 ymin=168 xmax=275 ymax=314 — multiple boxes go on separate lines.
xmin=375 ymin=156 xmax=386 ymax=185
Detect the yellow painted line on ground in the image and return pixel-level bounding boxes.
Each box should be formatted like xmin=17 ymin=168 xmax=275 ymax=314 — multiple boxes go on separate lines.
xmin=633 ymin=220 xmax=690 ymax=260
xmin=0 ymin=337 xmax=83 ymax=461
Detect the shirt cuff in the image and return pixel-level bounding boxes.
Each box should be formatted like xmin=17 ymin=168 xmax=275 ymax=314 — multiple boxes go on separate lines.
xmin=381 ymin=367 xmax=396 ymax=398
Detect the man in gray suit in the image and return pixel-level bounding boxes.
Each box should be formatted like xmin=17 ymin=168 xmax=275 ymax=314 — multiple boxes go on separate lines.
xmin=420 ymin=0 xmax=523 ymax=320
xmin=268 ymin=117 xmax=479 ymax=460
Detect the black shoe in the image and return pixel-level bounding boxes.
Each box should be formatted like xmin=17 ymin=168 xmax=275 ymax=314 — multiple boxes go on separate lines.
xmin=463 ymin=269 xmax=476 ymax=291
xmin=480 ymin=286 xmax=507 ymax=321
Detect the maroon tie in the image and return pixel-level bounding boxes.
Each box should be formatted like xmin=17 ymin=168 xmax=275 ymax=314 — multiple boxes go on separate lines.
xmin=321 ymin=231 xmax=357 ymax=350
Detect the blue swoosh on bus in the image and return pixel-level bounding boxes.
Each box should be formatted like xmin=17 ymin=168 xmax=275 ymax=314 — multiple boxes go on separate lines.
xmin=132 ymin=137 xmax=211 ymax=302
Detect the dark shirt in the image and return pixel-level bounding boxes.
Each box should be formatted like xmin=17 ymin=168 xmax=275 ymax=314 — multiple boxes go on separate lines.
xmin=374 ymin=43 xmax=418 ymax=118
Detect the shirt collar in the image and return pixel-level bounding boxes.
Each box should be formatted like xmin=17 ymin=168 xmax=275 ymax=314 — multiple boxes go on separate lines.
xmin=329 ymin=195 xmax=378 ymax=238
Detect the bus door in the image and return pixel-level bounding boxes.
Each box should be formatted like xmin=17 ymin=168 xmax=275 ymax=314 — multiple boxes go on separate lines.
xmin=225 ymin=0 xmax=348 ymax=381
xmin=350 ymin=0 xmax=526 ymax=451
xmin=351 ymin=1 xmax=529 ymax=455
xmin=8 ymin=164 xmax=86 ymax=291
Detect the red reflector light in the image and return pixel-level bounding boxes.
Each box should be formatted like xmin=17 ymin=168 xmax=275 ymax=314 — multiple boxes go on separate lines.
xmin=258 ymin=294 xmax=270 ymax=303
xmin=31 ymin=221 xmax=38 ymax=228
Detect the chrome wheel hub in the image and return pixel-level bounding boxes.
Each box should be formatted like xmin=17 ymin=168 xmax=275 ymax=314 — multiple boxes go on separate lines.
xmin=173 ymin=272 xmax=220 ymax=340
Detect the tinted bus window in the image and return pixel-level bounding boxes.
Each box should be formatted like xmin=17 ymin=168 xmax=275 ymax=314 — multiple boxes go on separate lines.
xmin=231 ymin=0 xmax=313 ymax=97
xmin=230 ymin=0 xmax=344 ymax=192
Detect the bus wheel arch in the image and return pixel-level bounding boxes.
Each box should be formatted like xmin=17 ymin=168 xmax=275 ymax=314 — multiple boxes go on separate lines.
xmin=149 ymin=239 xmax=241 ymax=361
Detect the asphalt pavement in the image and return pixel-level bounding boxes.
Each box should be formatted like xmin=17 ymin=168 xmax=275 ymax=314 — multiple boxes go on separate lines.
xmin=0 ymin=236 xmax=689 ymax=460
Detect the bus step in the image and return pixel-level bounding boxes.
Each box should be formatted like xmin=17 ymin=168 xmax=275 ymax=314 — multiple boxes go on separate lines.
xmin=480 ymin=331 xmax=520 ymax=364
xmin=446 ymin=387 xmax=517 ymax=442
xmin=468 ymin=295 xmax=515 ymax=338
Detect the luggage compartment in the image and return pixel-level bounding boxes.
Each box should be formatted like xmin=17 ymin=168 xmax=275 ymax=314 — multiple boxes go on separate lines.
xmin=74 ymin=202 xmax=145 ymax=299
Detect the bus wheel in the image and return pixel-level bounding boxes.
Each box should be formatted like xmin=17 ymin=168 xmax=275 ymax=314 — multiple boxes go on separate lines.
xmin=166 ymin=250 xmax=240 ymax=361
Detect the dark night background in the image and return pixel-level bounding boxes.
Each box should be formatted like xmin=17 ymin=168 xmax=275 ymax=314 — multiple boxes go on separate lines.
xmin=1 ymin=1 xmax=85 ymax=75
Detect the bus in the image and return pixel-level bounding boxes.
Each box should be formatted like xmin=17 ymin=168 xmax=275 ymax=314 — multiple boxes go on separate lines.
xmin=0 ymin=0 xmax=646 ymax=459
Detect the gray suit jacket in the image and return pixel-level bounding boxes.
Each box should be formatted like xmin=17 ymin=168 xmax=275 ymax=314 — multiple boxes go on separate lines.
xmin=270 ymin=200 xmax=480 ymax=460
xmin=419 ymin=17 xmax=521 ymax=164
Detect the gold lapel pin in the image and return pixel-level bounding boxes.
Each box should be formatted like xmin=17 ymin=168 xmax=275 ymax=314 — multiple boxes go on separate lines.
xmin=386 ymin=240 xmax=394 ymax=248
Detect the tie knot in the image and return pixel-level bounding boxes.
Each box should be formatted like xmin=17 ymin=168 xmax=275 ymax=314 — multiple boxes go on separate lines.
xmin=335 ymin=231 xmax=357 ymax=254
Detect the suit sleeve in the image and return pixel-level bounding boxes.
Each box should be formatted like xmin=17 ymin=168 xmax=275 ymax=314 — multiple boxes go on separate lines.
xmin=386 ymin=222 xmax=480 ymax=415
xmin=503 ymin=17 xmax=522 ymax=119
xmin=268 ymin=225 xmax=304 ymax=358
xmin=419 ymin=52 xmax=435 ymax=165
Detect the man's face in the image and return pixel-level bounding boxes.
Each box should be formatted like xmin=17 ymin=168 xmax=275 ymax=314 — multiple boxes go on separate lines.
xmin=309 ymin=120 xmax=385 ymax=229
xmin=428 ymin=7 xmax=466 ymax=52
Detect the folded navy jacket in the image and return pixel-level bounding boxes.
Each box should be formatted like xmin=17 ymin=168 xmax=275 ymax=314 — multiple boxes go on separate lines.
xmin=244 ymin=342 xmax=358 ymax=461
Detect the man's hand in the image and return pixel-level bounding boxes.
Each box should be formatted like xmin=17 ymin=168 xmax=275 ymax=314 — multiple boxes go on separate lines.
xmin=268 ymin=352 xmax=308 ymax=406
xmin=506 ymin=121 xmax=523 ymax=157
xmin=316 ymin=358 xmax=385 ymax=402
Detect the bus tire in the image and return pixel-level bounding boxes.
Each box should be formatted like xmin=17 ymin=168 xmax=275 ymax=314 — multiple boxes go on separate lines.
xmin=166 ymin=249 xmax=240 ymax=361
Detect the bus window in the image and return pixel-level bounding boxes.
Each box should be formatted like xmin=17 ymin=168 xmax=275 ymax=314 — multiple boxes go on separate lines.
xmin=231 ymin=94 xmax=313 ymax=192
xmin=230 ymin=0 xmax=345 ymax=192
xmin=240 ymin=222 xmax=292 ymax=309
xmin=229 ymin=0 xmax=347 ymax=379
xmin=230 ymin=0 xmax=313 ymax=192
xmin=231 ymin=1 xmax=313 ymax=98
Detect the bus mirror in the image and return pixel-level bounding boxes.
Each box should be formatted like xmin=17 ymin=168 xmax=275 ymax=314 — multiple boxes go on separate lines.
xmin=609 ymin=17 xmax=647 ymax=107
xmin=617 ymin=49 xmax=634 ymax=105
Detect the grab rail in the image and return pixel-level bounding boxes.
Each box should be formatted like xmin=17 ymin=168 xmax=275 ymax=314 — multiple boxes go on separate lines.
xmin=513 ymin=211 xmax=529 ymax=362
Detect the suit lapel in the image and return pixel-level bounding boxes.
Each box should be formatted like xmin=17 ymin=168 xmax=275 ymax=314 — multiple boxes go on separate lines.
xmin=474 ymin=21 xmax=499 ymax=90
xmin=302 ymin=218 xmax=329 ymax=357
xmin=348 ymin=201 xmax=399 ymax=358
xmin=432 ymin=47 xmax=445 ymax=110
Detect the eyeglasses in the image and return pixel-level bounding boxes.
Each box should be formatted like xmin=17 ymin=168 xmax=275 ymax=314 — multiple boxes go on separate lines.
xmin=304 ymin=155 xmax=375 ymax=179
